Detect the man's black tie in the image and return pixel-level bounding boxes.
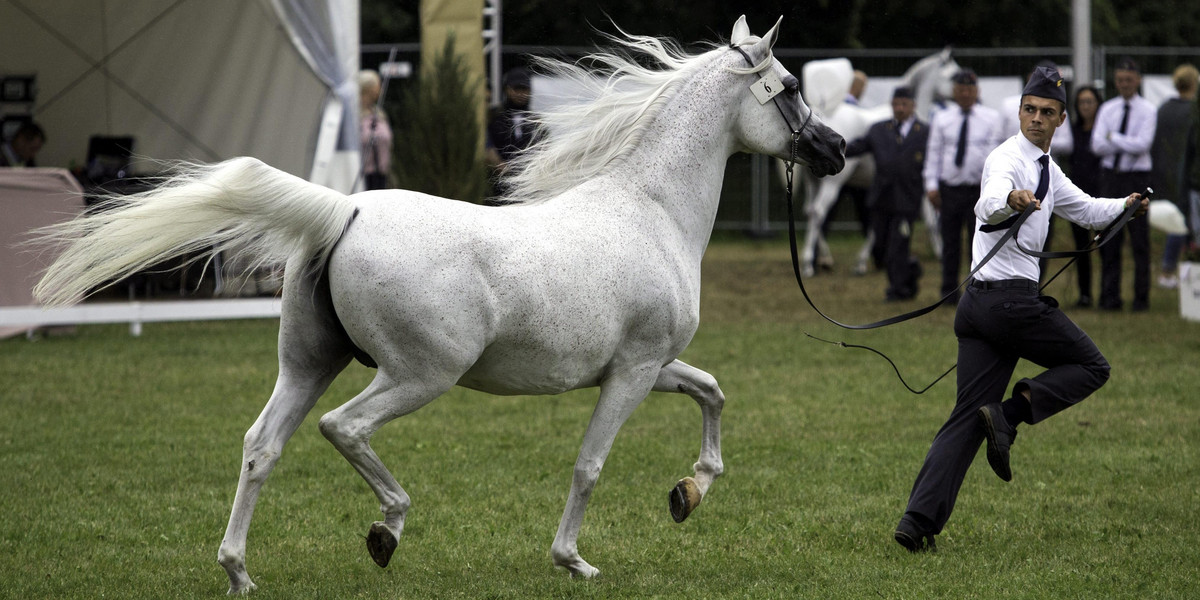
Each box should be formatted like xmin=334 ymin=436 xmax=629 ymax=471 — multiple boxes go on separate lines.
xmin=954 ymin=108 xmax=970 ymax=167
xmin=980 ymin=155 xmax=1049 ymax=233
xmin=1112 ymin=101 xmax=1130 ymax=171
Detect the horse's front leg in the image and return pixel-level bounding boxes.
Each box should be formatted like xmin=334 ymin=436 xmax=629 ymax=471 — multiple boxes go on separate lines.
xmin=550 ymin=368 xmax=658 ymax=578
xmin=653 ymin=360 xmax=724 ymax=523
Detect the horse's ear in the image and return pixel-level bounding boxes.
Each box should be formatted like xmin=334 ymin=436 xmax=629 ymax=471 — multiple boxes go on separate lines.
xmin=731 ymin=15 xmax=751 ymax=45
xmin=753 ymin=16 xmax=782 ymax=52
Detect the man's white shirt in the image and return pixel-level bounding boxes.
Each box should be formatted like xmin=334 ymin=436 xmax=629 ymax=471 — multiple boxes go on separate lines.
xmin=924 ymin=102 xmax=1005 ymax=191
xmin=1090 ymin=94 xmax=1157 ymax=172
xmin=972 ymin=134 xmax=1128 ymax=282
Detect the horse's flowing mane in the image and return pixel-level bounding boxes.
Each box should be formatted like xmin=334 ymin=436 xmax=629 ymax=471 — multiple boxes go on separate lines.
xmin=501 ymin=29 xmax=770 ymax=205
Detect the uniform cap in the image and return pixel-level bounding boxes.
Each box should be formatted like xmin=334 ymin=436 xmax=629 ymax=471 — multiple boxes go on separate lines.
xmin=1022 ymin=65 xmax=1066 ymax=105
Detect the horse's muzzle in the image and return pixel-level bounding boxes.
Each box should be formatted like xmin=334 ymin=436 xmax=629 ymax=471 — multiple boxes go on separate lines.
xmin=807 ymin=136 xmax=846 ymax=178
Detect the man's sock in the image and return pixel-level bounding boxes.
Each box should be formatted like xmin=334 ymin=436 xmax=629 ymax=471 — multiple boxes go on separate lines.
xmin=1001 ymin=396 xmax=1032 ymax=426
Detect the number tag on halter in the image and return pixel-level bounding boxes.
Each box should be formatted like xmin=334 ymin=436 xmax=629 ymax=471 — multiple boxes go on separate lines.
xmin=749 ymin=71 xmax=784 ymax=105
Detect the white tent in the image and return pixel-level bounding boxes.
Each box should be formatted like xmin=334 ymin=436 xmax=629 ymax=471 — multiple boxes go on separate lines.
xmin=0 ymin=0 xmax=360 ymax=192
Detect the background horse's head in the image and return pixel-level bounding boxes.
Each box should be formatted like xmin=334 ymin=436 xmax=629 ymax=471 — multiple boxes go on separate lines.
xmin=903 ymin=47 xmax=961 ymax=117
xmin=728 ymin=16 xmax=845 ymax=178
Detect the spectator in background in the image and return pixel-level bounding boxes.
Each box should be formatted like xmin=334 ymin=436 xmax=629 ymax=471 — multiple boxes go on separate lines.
xmin=1066 ymin=86 xmax=1106 ymax=307
xmin=1092 ymin=57 xmax=1156 ymax=312
xmin=1150 ymin=64 xmax=1198 ymax=290
xmin=486 ymin=67 xmax=535 ymax=202
xmin=838 ymin=68 xmax=873 ymax=239
xmin=846 ymin=69 xmax=868 ymax=105
xmin=1191 ymin=89 xmax=1200 ymax=244
xmin=1 ymin=121 xmax=45 ymax=167
xmin=359 ymin=69 xmax=393 ymax=190
xmin=924 ymin=68 xmax=1005 ymax=304
xmin=845 ymin=86 xmax=929 ymax=302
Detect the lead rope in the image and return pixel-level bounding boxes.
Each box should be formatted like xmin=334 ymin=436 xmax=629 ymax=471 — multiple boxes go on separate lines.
xmin=739 ymin=44 xmax=1141 ymax=393
xmin=783 ymin=139 xmax=954 ymax=393
xmin=784 ymin=139 xmax=1145 ymax=391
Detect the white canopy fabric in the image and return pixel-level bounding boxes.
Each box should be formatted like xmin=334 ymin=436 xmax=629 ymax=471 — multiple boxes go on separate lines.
xmin=0 ymin=0 xmax=359 ymax=191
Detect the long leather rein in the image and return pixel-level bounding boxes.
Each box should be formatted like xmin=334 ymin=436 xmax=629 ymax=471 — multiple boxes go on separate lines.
xmin=731 ymin=44 xmax=1145 ymax=393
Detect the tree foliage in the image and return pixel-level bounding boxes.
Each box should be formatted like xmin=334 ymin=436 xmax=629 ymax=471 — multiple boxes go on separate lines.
xmin=361 ymin=0 xmax=1200 ymax=50
xmin=388 ymin=35 xmax=488 ymax=202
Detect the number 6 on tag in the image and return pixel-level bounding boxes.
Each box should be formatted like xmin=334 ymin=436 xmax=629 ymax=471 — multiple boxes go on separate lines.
xmin=750 ymin=71 xmax=784 ymax=105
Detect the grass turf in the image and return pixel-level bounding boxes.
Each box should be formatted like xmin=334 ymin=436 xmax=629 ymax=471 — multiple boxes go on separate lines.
xmin=2 ymin=227 xmax=1198 ymax=598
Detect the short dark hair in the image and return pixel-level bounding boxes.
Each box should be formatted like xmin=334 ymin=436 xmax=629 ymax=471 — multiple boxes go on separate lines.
xmin=13 ymin=121 xmax=45 ymax=143
xmin=951 ymin=68 xmax=978 ymax=85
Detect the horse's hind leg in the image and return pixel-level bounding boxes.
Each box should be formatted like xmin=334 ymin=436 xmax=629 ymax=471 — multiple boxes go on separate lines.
xmin=654 ymin=360 xmax=725 ymax=523
xmin=317 ymin=370 xmax=455 ymax=570
xmin=218 ymin=279 xmax=353 ymax=594
xmin=854 ymin=230 xmax=876 ymax=276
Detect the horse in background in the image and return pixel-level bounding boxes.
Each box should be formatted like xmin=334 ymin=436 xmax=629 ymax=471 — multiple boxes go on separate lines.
xmin=33 ymin=17 xmax=844 ymax=593
xmin=792 ymin=48 xmax=959 ymax=277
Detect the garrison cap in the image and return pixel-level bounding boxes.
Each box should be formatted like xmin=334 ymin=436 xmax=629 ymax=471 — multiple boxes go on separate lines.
xmin=1022 ymin=65 xmax=1067 ymax=105
xmin=1115 ymin=56 xmax=1141 ymax=73
xmin=892 ymin=86 xmax=914 ymax=100
xmin=951 ymin=68 xmax=978 ymax=85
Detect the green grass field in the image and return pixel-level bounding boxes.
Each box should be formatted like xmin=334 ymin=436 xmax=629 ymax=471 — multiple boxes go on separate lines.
xmin=2 ymin=229 xmax=1198 ymax=599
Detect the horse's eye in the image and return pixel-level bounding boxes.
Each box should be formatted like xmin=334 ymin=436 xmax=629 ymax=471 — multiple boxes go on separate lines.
xmin=782 ymin=74 xmax=799 ymax=94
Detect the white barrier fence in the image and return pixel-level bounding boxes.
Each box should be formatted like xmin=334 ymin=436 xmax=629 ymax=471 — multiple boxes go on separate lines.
xmin=0 ymin=298 xmax=282 ymax=337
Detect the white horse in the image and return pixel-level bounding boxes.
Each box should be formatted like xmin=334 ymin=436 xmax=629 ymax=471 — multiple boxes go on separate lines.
xmin=795 ymin=48 xmax=959 ymax=277
xmin=33 ymin=17 xmax=844 ymax=594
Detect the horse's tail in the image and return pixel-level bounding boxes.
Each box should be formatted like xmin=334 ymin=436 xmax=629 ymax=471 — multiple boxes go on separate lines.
xmin=34 ymin=157 xmax=357 ymax=307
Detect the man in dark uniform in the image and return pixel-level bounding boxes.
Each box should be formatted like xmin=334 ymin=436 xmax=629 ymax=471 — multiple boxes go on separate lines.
xmin=893 ymin=67 xmax=1148 ymax=552
xmin=845 ymin=86 xmax=928 ymax=301
xmin=485 ymin=67 xmax=535 ymax=202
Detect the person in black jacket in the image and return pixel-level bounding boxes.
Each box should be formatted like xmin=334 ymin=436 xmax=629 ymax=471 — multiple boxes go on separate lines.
xmin=845 ymin=86 xmax=929 ymax=301
xmin=485 ymin=67 xmax=535 ymax=202
xmin=0 ymin=121 xmax=44 ymax=167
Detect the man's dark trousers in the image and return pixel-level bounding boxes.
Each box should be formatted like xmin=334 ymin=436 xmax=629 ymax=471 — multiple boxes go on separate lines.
xmin=876 ymin=209 xmax=919 ymax=299
xmin=938 ymin=183 xmax=980 ymax=297
xmin=902 ymin=280 xmax=1111 ymax=533
xmin=1099 ymin=170 xmax=1151 ymax=309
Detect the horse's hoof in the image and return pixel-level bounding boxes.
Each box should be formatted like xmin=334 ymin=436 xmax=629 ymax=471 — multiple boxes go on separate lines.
xmin=570 ymin=565 xmax=601 ymax=579
xmin=669 ymin=477 xmax=702 ymax=523
xmin=227 ymin=580 xmax=257 ymax=595
xmin=366 ymin=522 xmax=398 ymax=568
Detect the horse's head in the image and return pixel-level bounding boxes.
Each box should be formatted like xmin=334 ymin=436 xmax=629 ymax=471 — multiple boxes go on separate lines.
xmin=905 ymin=47 xmax=961 ymax=116
xmin=728 ymin=16 xmax=845 ymax=178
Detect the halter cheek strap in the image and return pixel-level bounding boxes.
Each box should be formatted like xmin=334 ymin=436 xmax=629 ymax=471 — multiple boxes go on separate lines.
xmin=730 ymin=44 xmax=812 ymax=146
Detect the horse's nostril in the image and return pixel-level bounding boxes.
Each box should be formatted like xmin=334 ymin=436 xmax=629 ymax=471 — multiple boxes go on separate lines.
xmin=839 ymin=138 xmax=847 ymax=152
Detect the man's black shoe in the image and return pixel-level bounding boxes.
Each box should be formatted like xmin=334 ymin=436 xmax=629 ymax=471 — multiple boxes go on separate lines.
xmin=894 ymin=515 xmax=936 ymax=553
xmin=978 ymin=403 xmax=1017 ymax=482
